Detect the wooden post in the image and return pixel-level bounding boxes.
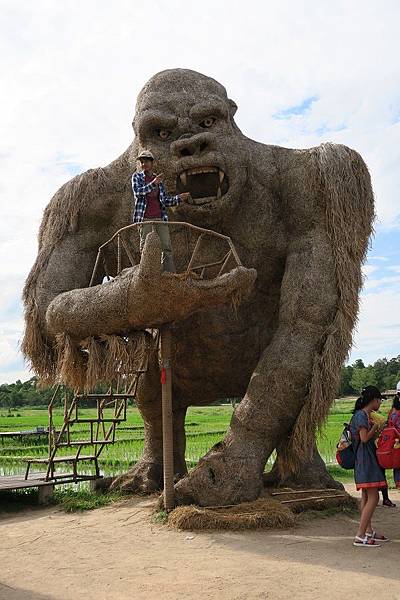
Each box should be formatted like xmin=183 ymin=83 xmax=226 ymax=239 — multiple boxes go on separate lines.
xmin=160 ymin=325 xmax=174 ymax=511
xmin=38 ymin=484 xmax=54 ymax=505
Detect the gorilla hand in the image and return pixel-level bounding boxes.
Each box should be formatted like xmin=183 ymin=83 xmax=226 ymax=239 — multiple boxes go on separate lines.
xmin=45 ymin=232 xmax=257 ymax=341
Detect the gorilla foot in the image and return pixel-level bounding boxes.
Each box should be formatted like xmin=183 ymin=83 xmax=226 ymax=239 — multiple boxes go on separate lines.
xmin=110 ymin=460 xmax=163 ymax=494
xmin=174 ymin=445 xmax=264 ymax=507
xmin=263 ymin=448 xmax=344 ymax=491
xmin=110 ymin=459 xmax=188 ymax=494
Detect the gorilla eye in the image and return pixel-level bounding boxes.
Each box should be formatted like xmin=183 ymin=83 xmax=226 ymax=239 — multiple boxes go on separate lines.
xmin=157 ymin=129 xmax=171 ymax=140
xmin=200 ymin=117 xmax=215 ymax=128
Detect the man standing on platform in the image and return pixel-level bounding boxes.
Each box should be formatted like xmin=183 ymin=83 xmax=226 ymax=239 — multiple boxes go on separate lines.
xmin=132 ymin=150 xmax=190 ymax=272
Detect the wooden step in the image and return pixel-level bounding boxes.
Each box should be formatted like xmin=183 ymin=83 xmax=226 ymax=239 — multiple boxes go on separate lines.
xmin=2 ymin=473 xmax=102 ymax=489
xmin=75 ymin=393 xmax=134 ymax=399
xmin=48 ymin=473 xmax=100 ymax=482
xmin=27 ymin=455 xmax=96 ymax=464
xmin=68 ymin=418 xmax=125 ymax=424
xmin=57 ymin=440 xmax=114 ymax=447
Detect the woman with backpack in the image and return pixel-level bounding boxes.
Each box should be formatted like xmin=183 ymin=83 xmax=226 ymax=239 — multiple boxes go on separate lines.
xmin=350 ymin=386 xmax=388 ymax=547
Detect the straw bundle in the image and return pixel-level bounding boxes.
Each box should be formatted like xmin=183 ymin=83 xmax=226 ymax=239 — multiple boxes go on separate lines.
xmin=53 ymin=331 xmax=152 ymax=392
xmin=168 ymin=488 xmax=356 ymax=531
xmin=168 ymin=497 xmax=295 ymax=531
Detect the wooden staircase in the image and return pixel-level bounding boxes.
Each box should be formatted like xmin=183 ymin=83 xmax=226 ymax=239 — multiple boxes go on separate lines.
xmin=25 ymin=376 xmax=140 ymax=483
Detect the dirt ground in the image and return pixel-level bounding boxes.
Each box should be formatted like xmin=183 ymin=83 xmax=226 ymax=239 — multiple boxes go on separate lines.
xmin=1 ymin=484 xmax=399 ymax=600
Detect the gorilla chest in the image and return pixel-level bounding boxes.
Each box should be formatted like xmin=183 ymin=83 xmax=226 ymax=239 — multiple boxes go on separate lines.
xmin=168 ymin=200 xmax=286 ymax=397
xmin=171 ymin=280 xmax=281 ymax=399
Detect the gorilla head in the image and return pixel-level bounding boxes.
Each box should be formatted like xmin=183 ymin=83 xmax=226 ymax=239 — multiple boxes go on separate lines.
xmin=132 ymin=69 xmax=248 ymax=219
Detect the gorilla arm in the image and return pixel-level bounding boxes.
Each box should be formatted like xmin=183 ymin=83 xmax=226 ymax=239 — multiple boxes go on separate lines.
xmin=45 ymin=232 xmax=257 ymax=339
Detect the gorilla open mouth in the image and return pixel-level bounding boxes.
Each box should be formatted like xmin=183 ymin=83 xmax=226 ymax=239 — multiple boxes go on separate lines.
xmin=176 ymin=167 xmax=229 ymax=206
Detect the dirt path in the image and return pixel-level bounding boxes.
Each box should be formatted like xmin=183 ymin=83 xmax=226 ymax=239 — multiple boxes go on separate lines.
xmin=1 ymin=485 xmax=399 ymax=600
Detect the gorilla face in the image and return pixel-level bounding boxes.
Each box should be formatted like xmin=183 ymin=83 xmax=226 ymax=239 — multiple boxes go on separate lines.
xmin=132 ymin=70 xmax=248 ymax=215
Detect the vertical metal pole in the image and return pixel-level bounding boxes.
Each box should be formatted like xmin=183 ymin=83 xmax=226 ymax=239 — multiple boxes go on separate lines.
xmin=160 ymin=325 xmax=174 ymax=511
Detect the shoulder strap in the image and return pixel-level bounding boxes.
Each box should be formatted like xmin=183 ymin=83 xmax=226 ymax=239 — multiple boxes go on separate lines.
xmin=389 ymin=411 xmax=400 ymax=433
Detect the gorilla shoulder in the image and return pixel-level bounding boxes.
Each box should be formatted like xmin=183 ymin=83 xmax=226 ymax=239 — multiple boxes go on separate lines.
xmin=273 ymin=142 xmax=372 ymax=234
xmin=38 ymin=165 xmax=126 ymax=252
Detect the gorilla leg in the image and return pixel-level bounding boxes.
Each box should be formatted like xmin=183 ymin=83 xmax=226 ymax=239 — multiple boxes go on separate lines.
xmin=111 ymin=352 xmax=188 ymax=493
xmin=173 ymin=338 xmax=334 ymax=506
xmin=111 ymin=350 xmax=163 ymax=492
xmin=263 ymin=443 xmax=343 ymax=491
xmin=174 ymin=230 xmax=340 ymax=506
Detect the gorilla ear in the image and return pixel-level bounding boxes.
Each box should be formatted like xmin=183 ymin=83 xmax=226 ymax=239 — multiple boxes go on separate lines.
xmin=228 ymin=99 xmax=238 ymax=116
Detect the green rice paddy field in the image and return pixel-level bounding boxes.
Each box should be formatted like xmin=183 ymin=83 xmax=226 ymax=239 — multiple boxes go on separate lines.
xmin=0 ymin=399 xmax=395 ymax=484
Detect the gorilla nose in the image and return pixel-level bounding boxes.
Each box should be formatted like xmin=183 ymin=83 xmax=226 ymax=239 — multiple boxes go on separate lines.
xmin=171 ymin=132 xmax=215 ymax=158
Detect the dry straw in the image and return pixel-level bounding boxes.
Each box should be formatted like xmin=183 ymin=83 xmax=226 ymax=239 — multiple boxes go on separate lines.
xmin=279 ymin=143 xmax=374 ymax=475
xmin=168 ymin=497 xmax=296 ymax=531
xmin=22 ymin=167 xmax=114 ymax=384
xmin=52 ymin=331 xmax=151 ymax=392
xmin=168 ymin=489 xmax=357 ymax=530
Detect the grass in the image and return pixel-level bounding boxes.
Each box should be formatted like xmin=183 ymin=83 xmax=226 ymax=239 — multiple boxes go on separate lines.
xmin=0 ymin=487 xmax=123 ymax=512
xmin=152 ymin=510 xmax=168 ymax=524
xmin=0 ymin=398 xmax=397 ymax=510
xmin=0 ymin=406 xmax=236 ymax=477
xmin=53 ymin=488 xmax=124 ymax=512
xmin=2 ymin=399 xmax=395 ymax=474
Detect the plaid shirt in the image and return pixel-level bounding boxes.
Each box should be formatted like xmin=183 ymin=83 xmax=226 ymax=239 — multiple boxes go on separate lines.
xmin=131 ymin=171 xmax=181 ymax=223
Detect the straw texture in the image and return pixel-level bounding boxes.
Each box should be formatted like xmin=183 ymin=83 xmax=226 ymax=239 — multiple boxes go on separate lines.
xmin=22 ymin=69 xmax=374 ymax=503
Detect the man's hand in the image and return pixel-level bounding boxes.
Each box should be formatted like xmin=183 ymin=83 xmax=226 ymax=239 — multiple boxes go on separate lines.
xmin=179 ymin=192 xmax=190 ymax=202
xmin=152 ymin=173 xmax=164 ymax=185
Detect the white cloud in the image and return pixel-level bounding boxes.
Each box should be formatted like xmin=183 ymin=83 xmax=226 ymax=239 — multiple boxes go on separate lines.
xmin=364 ymin=275 xmax=400 ymax=291
xmin=362 ymin=265 xmax=379 ymax=278
xmin=1 ymin=0 xmax=400 ymax=380
xmin=350 ymin=288 xmax=400 ymax=363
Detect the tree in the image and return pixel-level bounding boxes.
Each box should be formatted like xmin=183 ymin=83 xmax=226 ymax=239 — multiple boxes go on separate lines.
xmin=338 ymin=365 xmax=356 ymax=396
xmin=352 ymin=359 xmax=365 ymax=370
xmin=350 ymin=366 xmax=378 ymax=393
xmin=383 ymin=372 xmax=400 ymax=391
xmin=372 ymin=358 xmax=388 ymax=389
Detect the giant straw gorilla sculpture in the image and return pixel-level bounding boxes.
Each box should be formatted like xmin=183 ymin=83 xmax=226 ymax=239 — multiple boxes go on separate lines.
xmin=23 ymin=69 xmax=374 ymax=506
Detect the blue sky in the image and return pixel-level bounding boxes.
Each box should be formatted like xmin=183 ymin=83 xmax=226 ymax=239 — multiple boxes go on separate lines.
xmin=0 ymin=0 xmax=399 ymax=382
xmin=273 ymin=95 xmax=319 ymax=119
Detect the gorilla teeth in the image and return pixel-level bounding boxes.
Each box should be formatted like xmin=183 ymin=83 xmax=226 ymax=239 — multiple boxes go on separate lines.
xmin=176 ymin=167 xmax=228 ymax=201
xmin=186 ymin=167 xmax=219 ymax=175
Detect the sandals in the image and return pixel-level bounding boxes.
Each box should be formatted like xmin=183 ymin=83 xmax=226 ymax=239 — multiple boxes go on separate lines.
xmin=366 ymin=531 xmax=390 ymax=542
xmin=382 ymin=499 xmax=396 ymax=507
xmin=353 ymin=535 xmax=381 ymax=547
